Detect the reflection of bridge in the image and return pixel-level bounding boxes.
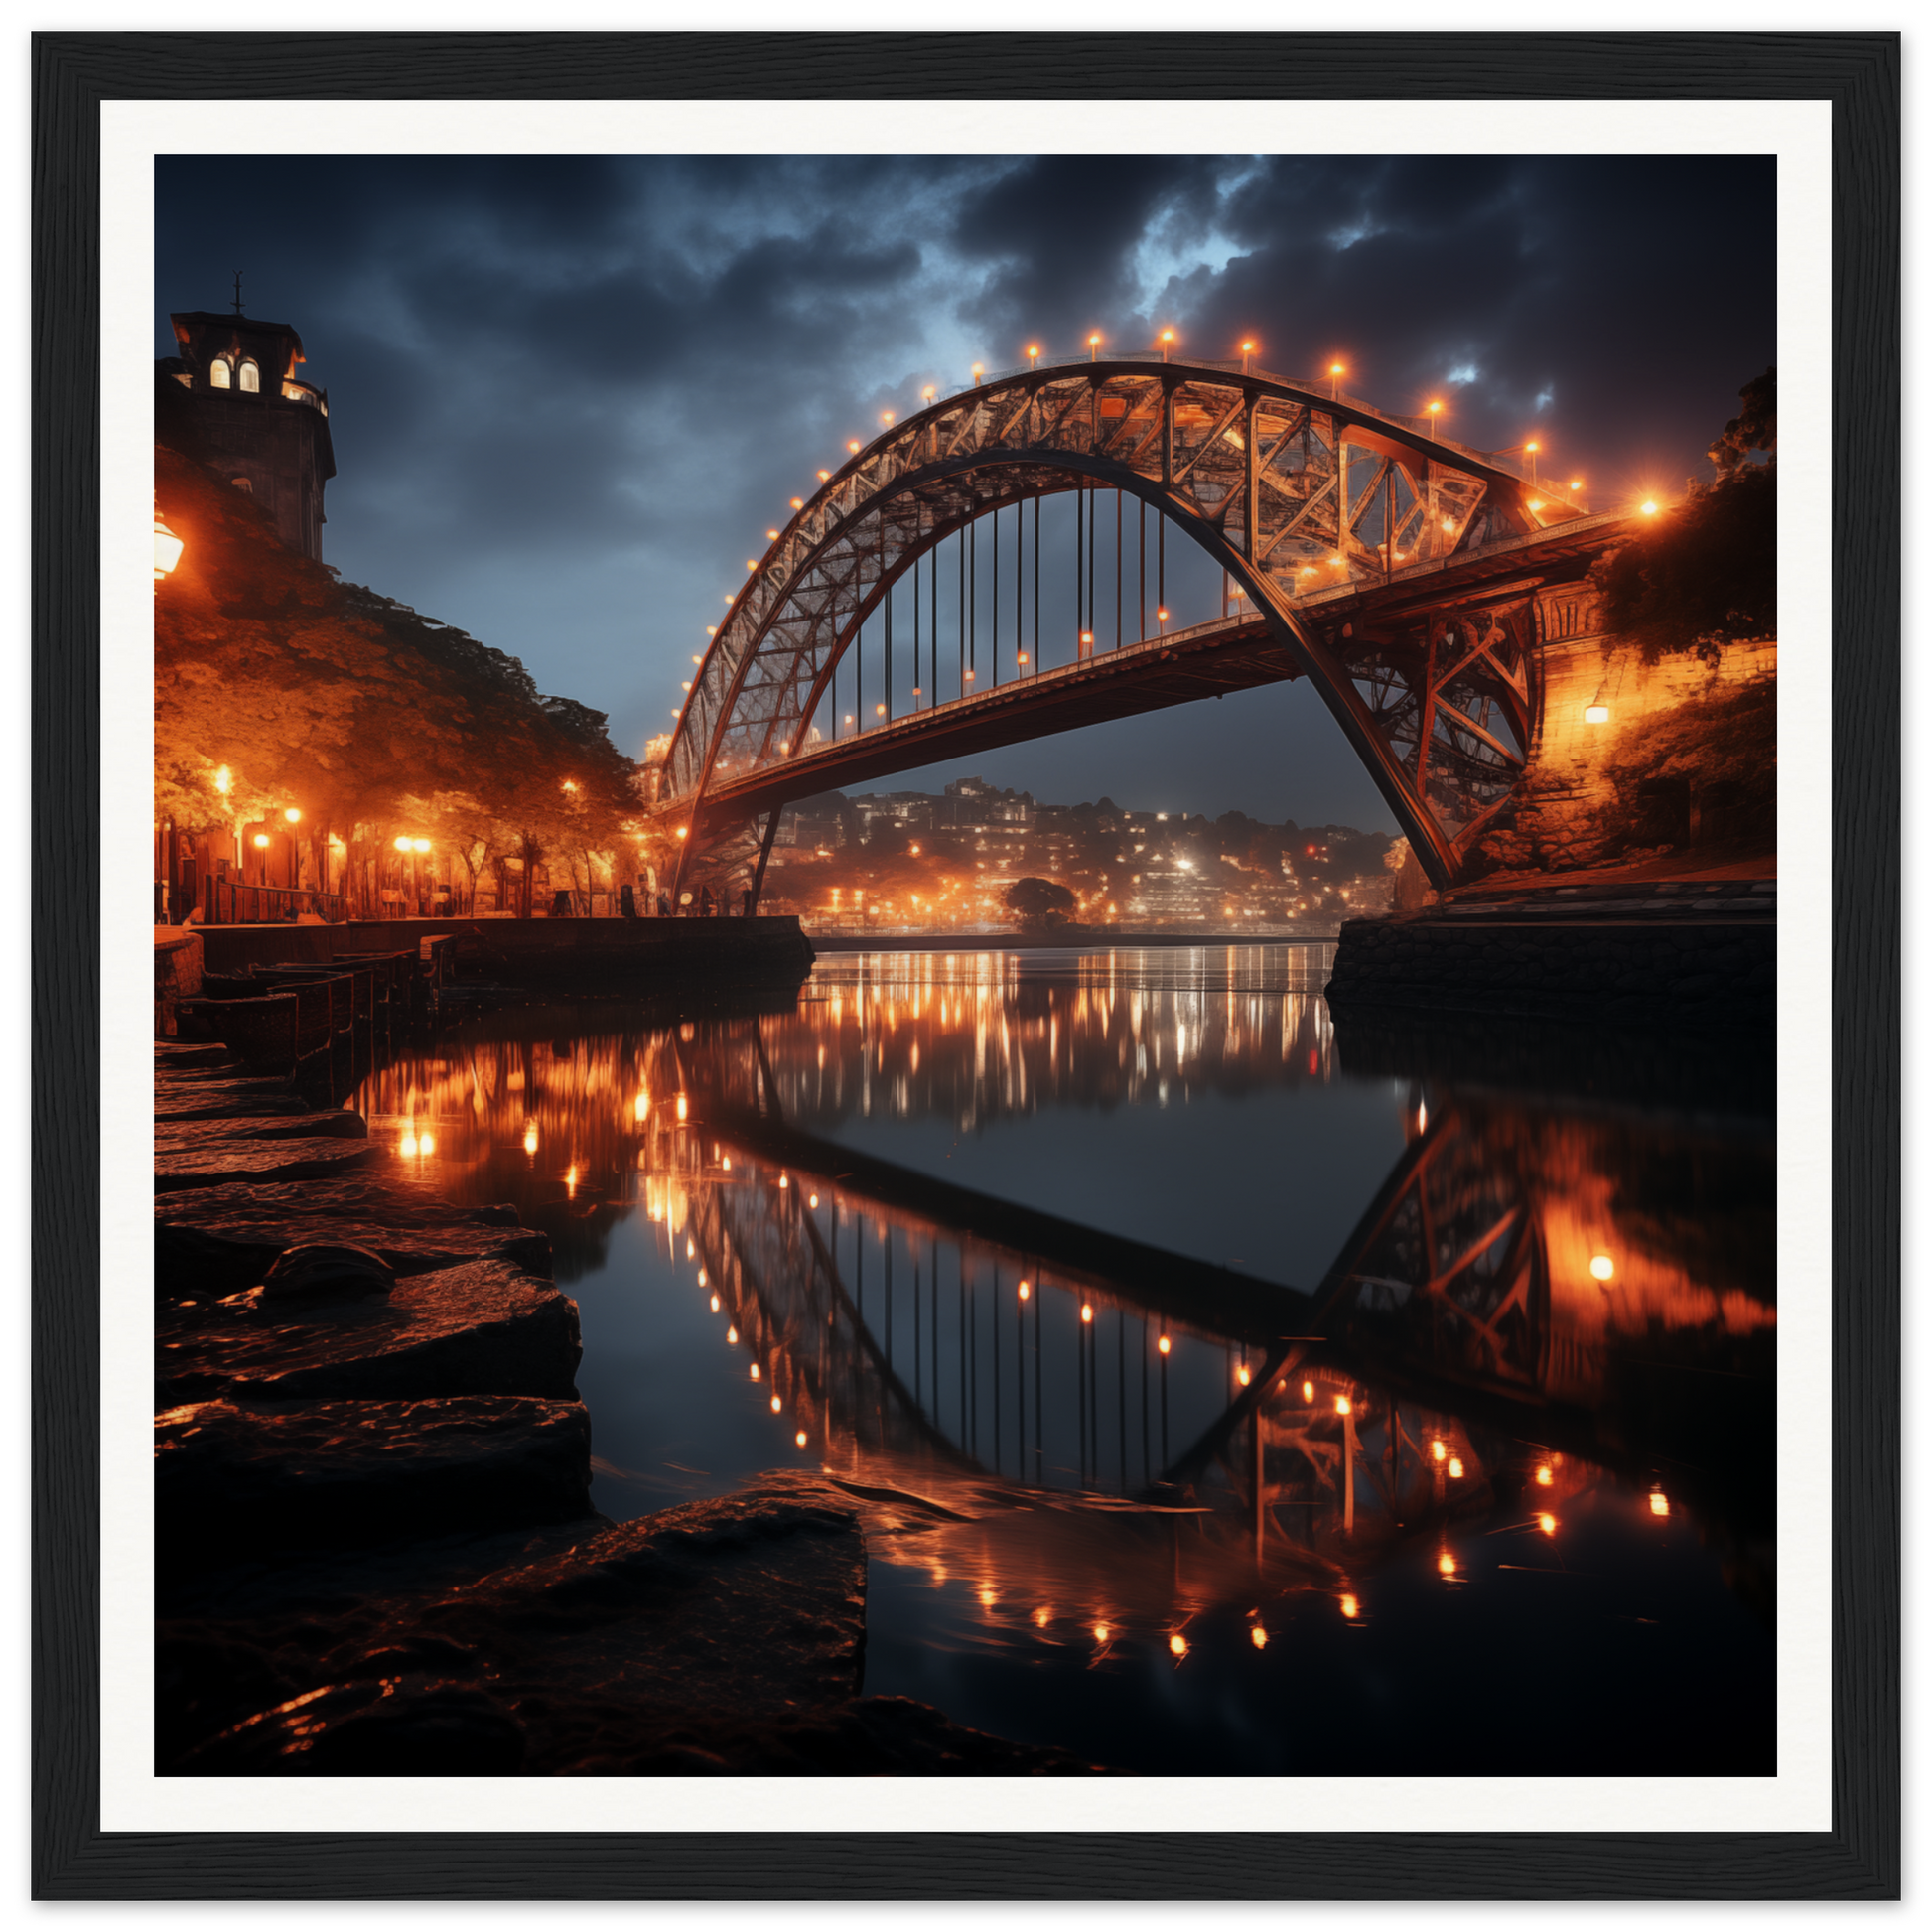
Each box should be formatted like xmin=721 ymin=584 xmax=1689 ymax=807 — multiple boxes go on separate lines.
xmin=653 ymin=353 xmax=1641 ymax=898
xmin=677 ymin=1084 xmax=1769 ymax=1637
xmin=678 ymin=1010 xmax=1771 ymax=1527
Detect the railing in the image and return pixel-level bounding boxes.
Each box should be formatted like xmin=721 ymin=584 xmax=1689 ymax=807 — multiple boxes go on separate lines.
xmin=200 ymin=878 xmax=347 ymax=925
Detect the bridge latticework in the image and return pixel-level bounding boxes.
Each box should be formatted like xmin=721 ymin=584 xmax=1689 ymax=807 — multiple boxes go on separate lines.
xmin=658 ymin=358 xmax=1593 ymax=897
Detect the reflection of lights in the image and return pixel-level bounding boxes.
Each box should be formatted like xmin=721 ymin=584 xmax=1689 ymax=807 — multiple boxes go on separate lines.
xmin=1158 ymin=1335 xmax=1171 ymax=1355
xmin=633 ymin=1091 xmax=649 ymax=1121
xmin=750 ymin=1364 xmax=760 ymax=1381
xmin=1169 ymin=1633 xmax=1188 ymax=1659
xmin=1302 ymin=1380 xmax=1314 ymax=1401
xmin=676 ymin=1095 xmax=688 ymax=1122
xmin=419 ymin=1133 xmax=435 ymax=1156
xmin=795 ymin=1430 xmax=809 ymax=1448
xmin=1650 ymin=1491 xmax=1671 ymax=1517
xmin=400 ymin=1131 xmax=418 ymax=1156
xmin=1339 ymin=1594 xmax=1359 ymax=1620
xmin=1034 ymin=1607 xmax=1051 ymax=1628
xmin=522 ymin=1124 xmax=538 ymax=1155
xmin=1535 ymin=1465 xmax=1553 ymax=1486
xmin=778 ymin=1175 xmax=788 ymax=1190
xmin=1081 ymin=1304 xmax=1093 ymax=1323
xmin=1449 ymin=1457 xmax=1464 ymax=1479
xmin=1093 ymin=1623 xmax=1111 ymax=1643
xmin=710 ymin=1294 xmax=721 ymax=1313
xmin=696 ymin=1268 xmax=708 ymax=1289
xmin=1018 ymin=1281 xmax=1031 ymax=1301
xmin=979 ymin=1587 xmax=997 ymax=1608
xmin=1250 ymin=1624 xmax=1268 ymax=1650
xmin=1538 ymin=1513 xmax=1558 ymax=1536
xmin=1334 ymin=1396 xmax=1351 ymax=1417
xmin=808 ymin=1193 xmax=818 ymax=1209
xmin=1438 ymin=1553 xmax=1457 ymax=1578
xmin=1431 ymin=1440 xmax=1447 ymax=1463
xmin=770 ymin=1395 xmax=782 ymax=1413
xmin=727 ymin=1326 xmax=739 ymax=1344
xmin=686 ymin=1239 xmax=695 ymax=1259
xmin=1589 ymin=1253 xmax=1615 ymax=1281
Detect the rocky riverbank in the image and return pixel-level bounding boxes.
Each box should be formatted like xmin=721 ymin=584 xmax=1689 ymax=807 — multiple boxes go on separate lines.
xmin=152 ymin=1034 xmax=1101 ymax=1775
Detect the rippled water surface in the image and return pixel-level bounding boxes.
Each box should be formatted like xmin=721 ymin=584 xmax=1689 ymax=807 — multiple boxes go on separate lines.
xmin=356 ymin=944 xmax=1775 ymax=1776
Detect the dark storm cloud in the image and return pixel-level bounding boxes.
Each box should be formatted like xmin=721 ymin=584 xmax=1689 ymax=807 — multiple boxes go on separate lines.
xmin=157 ymin=151 xmax=1772 ymax=824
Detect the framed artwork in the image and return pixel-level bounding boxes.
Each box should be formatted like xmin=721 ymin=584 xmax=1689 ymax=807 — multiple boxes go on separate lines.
xmin=22 ymin=18 xmax=1908 ymax=1916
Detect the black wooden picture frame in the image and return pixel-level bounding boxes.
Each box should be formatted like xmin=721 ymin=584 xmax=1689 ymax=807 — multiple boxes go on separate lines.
xmin=33 ymin=30 xmax=1899 ymax=1899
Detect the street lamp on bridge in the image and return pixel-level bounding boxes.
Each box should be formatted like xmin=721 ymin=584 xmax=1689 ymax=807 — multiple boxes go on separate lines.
xmin=1240 ymin=339 xmax=1255 ymax=375
xmin=1159 ymin=329 xmax=1175 ymax=362
xmin=1026 ymin=344 xmax=1040 ymax=369
xmin=1088 ymin=333 xmax=1102 ymax=361
xmin=1329 ymin=360 xmax=1346 ymax=400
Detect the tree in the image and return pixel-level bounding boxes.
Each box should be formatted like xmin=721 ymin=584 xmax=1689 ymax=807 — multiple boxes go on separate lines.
xmin=1589 ymin=371 xmax=1776 ymax=667
xmin=1005 ymin=877 xmax=1077 ymax=928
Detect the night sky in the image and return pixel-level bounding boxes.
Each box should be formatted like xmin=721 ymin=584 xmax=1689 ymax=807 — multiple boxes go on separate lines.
xmin=155 ymin=153 xmax=1773 ymax=831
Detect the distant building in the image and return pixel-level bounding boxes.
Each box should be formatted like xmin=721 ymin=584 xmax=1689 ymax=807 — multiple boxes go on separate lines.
xmin=159 ymin=307 xmax=336 ymax=559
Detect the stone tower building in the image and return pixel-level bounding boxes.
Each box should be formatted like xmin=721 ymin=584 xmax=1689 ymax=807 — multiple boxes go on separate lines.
xmin=159 ymin=308 xmax=336 ymax=560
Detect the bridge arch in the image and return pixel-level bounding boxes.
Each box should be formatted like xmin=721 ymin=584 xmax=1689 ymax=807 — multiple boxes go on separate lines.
xmin=660 ymin=358 xmax=1578 ymax=897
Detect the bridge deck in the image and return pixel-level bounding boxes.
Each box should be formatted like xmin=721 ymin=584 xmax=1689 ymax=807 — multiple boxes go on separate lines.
xmin=669 ymin=510 xmax=1633 ymax=827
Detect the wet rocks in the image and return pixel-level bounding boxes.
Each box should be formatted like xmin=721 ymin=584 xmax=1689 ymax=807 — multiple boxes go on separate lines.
xmin=155 ymin=1136 xmax=383 ymax=1194
xmin=155 ymin=1395 xmax=594 ymax=1557
xmin=162 ymin=1479 xmax=1107 ymax=1774
xmin=259 ymin=1242 xmax=396 ymax=1304
xmin=155 ymin=1257 xmax=583 ymax=1405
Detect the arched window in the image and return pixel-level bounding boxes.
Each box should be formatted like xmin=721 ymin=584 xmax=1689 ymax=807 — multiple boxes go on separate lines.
xmin=207 ymin=359 xmax=231 ymax=389
xmin=237 ymin=360 xmax=259 ymax=393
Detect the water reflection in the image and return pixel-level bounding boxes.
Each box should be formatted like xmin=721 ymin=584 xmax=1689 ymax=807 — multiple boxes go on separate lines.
xmin=354 ymin=948 xmax=1773 ymax=1774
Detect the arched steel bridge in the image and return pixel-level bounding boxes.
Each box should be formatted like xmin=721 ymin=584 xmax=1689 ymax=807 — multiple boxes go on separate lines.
xmin=652 ymin=353 xmax=1639 ymax=901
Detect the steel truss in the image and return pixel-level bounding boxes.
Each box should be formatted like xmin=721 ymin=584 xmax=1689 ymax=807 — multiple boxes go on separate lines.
xmin=658 ymin=359 xmax=1576 ymax=900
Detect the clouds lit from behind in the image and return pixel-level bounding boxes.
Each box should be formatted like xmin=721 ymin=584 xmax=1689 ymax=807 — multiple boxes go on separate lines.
xmin=156 ymin=153 xmax=1771 ymax=826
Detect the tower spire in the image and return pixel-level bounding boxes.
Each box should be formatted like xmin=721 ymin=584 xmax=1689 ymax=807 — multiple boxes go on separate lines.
xmin=231 ymin=270 xmax=244 ymax=317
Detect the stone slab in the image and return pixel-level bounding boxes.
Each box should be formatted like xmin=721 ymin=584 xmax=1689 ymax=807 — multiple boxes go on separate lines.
xmin=155 ymin=1113 xmax=368 ymax=1159
xmin=155 ymin=1190 xmax=551 ymax=1302
xmin=154 ymin=1076 xmax=314 ymax=1122
xmin=162 ymin=1476 xmax=1098 ymax=1774
xmin=155 ymin=1396 xmax=594 ymax=1555
xmin=154 ymin=1137 xmax=383 ymax=1193
xmin=155 ymin=1258 xmax=582 ymax=1405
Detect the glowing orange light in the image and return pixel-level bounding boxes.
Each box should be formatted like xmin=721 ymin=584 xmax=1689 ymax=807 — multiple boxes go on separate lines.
xmin=1428 ymin=400 xmax=1442 ymax=414
xmin=848 ymin=440 xmax=861 ymax=454
xmin=1018 ymin=1281 xmax=1031 ymax=1301
xmin=1585 ymin=705 xmax=1610 ymax=725
xmin=1589 ymin=1253 xmax=1615 ymax=1281
xmin=283 ymin=807 xmax=301 ymax=824
xmin=213 ymin=765 xmax=232 ymax=795
xmin=1640 ymin=499 xmax=1659 ymax=516
xmin=710 ymin=1294 xmax=720 ymax=1312
xmin=1094 ymin=1622 xmax=1111 ymax=1642
xmin=979 ymin=1586 xmax=997 ymax=1608
xmin=1438 ymin=1553 xmax=1457 ymax=1578
xmin=696 ymin=1268 xmax=707 ymax=1289
xmin=791 ymin=497 xmax=804 ymax=509
xmin=253 ymin=834 xmax=271 ymax=849
xmin=1303 ymin=1380 xmax=1315 ymax=1402
xmin=796 ymin=1430 xmax=809 ymax=1448
xmin=881 ymin=411 xmax=895 ymax=426
xmin=1250 ymin=1623 xmax=1268 ymax=1649
xmin=1158 ymin=1334 xmax=1172 ymax=1355
xmin=1334 ymin=1396 xmax=1352 ymax=1417
xmin=778 ymin=1175 xmax=788 ymax=1190
xmin=1081 ymin=1304 xmax=1093 ymax=1323
xmin=1156 ymin=606 xmax=1169 ymax=622
xmin=1339 ymin=1594 xmax=1359 ymax=1619
xmin=921 ymin=385 xmax=935 ymax=400
xmin=1431 ymin=1440 xmax=1447 ymax=1462
xmin=1449 ymin=1457 xmax=1464 ymax=1479
xmin=1650 ymin=1491 xmax=1671 ymax=1518
xmin=675 ymin=827 xmax=688 ymax=840
xmin=1236 ymin=1366 xmax=1251 ymax=1387
xmin=750 ymin=1363 xmax=760 ymax=1381
xmin=675 ymin=1095 xmax=688 ymax=1121
xmin=817 ymin=469 xmax=831 ymax=481
xmin=1538 ymin=1513 xmax=1558 ymax=1536
xmin=808 ymin=1193 xmax=819 ymax=1209
xmin=399 ymin=1131 xmax=417 ymax=1156
xmin=770 ymin=1394 xmax=782 ymax=1412
xmin=1525 ymin=440 xmax=1539 ymax=454
xmin=522 ymin=1124 xmax=538 ymax=1155
xmin=1169 ymin=1633 xmax=1188 ymax=1658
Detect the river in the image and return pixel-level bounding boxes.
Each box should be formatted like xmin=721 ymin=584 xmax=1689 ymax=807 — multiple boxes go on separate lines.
xmin=353 ymin=942 xmax=1775 ymax=1776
